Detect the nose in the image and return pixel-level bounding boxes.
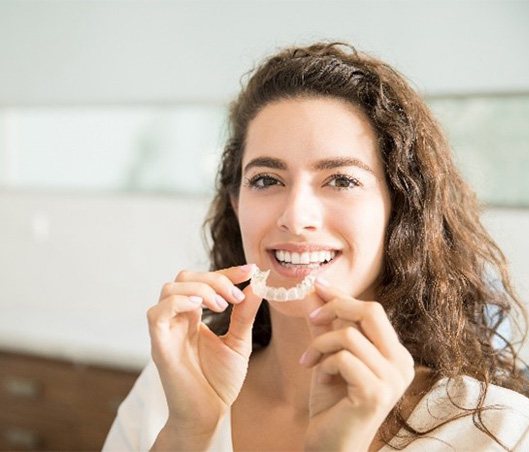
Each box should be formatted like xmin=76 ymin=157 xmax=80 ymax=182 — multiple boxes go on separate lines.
xmin=276 ymin=184 xmax=323 ymax=235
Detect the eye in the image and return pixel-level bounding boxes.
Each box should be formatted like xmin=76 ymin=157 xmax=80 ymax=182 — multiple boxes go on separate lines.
xmin=326 ymin=174 xmax=361 ymax=190
xmin=244 ymin=173 xmax=282 ymax=190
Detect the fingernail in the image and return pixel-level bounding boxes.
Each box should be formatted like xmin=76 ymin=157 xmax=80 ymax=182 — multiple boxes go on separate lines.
xmin=299 ymin=350 xmax=319 ymax=366
xmin=215 ymin=294 xmax=229 ymax=310
xmin=309 ymin=306 xmax=323 ymax=319
xmin=189 ymin=296 xmax=203 ymax=304
xmin=316 ymin=276 xmax=329 ymax=287
xmin=231 ymin=286 xmax=245 ymax=302
xmin=299 ymin=351 xmax=310 ymax=366
xmin=240 ymin=263 xmax=256 ymax=273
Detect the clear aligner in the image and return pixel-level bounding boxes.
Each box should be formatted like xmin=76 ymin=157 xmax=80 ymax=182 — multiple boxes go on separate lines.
xmin=250 ymin=267 xmax=316 ymax=302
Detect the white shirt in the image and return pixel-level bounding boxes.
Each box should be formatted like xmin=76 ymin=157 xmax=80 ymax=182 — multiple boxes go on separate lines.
xmin=103 ymin=360 xmax=529 ymax=451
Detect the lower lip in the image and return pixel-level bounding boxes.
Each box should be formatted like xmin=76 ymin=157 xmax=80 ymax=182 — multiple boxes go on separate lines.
xmin=267 ymin=251 xmax=339 ymax=279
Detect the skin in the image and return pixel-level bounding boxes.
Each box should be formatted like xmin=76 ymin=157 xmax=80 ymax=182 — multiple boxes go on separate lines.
xmin=149 ymin=97 xmax=417 ymax=451
xmin=237 ymin=96 xmax=392 ymax=306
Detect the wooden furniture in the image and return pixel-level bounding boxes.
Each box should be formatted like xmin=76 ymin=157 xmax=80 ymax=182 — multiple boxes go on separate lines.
xmin=0 ymin=350 xmax=140 ymax=450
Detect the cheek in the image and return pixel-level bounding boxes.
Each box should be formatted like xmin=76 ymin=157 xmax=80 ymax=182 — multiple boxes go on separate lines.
xmin=332 ymin=197 xmax=389 ymax=244
xmin=237 ymin=197 xmax=270 ymax=250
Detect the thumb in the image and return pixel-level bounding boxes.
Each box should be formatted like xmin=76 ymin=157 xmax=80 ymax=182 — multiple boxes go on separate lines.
xmin=223 ymin=284 xmax=264 ymax=355
xmin=216 ymin=263 xmax=256 ymax=284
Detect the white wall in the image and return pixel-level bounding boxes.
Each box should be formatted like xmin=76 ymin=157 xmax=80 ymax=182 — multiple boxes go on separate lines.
xmin=0 ymin=191 xmax=211 ymax=368
xmin=0 ymin=0 xmax=528 ymax=106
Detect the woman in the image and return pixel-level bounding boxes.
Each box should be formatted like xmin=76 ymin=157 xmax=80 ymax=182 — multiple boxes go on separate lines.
xmin=103 ymin=42 xmax=529 ymax=451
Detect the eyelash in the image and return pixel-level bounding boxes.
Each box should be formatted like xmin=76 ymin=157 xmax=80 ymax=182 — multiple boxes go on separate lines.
xmin=243 ymin=173 xmax=361 ymax=191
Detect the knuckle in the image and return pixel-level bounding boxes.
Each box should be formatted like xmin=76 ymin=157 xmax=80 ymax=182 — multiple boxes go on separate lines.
xmin=366 ymin=301 xmax=384 ymax=317
xmin=343 ymin=326 xmax=359 ymax=345
xmin=374 ymin=386 xmax=394 ymax=406
xmin=156 ymin=295 xmax=178 ymax=315
xmin=361 ymin=384 xmax=392 ymax=408
xmin=336 ymin=349 xmax=351 ymax=366
xmin=193 ymin=283 xmax=216 ymax=302
xmin=160 ymin=282 xmax=174 ymax=297
xmin=163 ymin=294 xmax=181 ymax=307
xmin=146 ymin=306 xmax=159 ymax=325
xmin=212 ymin=272 xmax=232 ymax=289
xmin=334 ymin=298 xmax=350 ymax=315
xmin=333 ymin=305 xmax=350 ymax=322
xmin=175 ymin=269 xmax=190 ymax=281
xmin=358 ymin=385 xmax=376 ymax=404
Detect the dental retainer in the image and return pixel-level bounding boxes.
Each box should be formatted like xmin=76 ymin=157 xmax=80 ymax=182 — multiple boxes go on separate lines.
xmin=250 ymin=266 xmax=316 ymax=302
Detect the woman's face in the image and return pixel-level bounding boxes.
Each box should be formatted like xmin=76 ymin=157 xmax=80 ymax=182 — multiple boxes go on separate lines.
xmin=235 ymin=96 xmax=392 ymax=309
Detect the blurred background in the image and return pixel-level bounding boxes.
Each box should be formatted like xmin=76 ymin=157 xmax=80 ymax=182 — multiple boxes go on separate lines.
xmin=0 ymin=0 xmax=528 ymax=449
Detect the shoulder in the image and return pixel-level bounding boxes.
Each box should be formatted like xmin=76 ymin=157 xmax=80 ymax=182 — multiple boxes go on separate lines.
xmin=119 ymin=360 xmax=168 ymax=417
xmin=428 ymin=375 xmax=529 ymax=417
xmin=391 ymin=375 xmax=529 ymax=451
xmin=103 ymin=360 xmax=168 ymax=451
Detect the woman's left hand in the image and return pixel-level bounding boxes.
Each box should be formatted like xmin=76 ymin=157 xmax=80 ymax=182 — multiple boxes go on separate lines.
xmin=301 ymin=277 xmax=415 ymax=452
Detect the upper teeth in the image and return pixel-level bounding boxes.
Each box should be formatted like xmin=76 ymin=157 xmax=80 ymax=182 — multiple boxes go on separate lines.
xmin=274 ymin=250 xmax=336 ymax=264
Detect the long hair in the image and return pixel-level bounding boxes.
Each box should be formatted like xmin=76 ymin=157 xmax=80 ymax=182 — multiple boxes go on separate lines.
xmin=202 ymin=41 xmax=528 ymax=449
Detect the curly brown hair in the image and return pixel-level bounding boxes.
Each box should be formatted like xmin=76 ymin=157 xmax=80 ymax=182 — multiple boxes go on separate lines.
xmin=202 ymin=41 xmax=528 ymax=449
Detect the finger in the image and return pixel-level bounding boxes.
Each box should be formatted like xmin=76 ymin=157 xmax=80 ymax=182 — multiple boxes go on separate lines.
xmin=216 ymin=263 xmax=257 ymax=284
xmin=147 ymin=296 xmax=203 ymax=368
xmin=304 ymin=275 xmax=362 ymax=339
xmin=303 ymin=291 xmax=333 ymax=340
xmin=160 ymin=281 xmax=235 ymax=313
xmin=311 ymin=280 xmax=401 ymax=359
xmin=300 ymin=326 xmax=390 ymax=380
xmin=147 ymin=294 xmax=203 ymax=326
xmin=175 ymin=263 xmax=256 ymax=285
xmin=223 ymin=284 xmax=264 ymax=354
xmin=318 ymin=350 xmax=376 ymax=391
xmin=319 ymin=351 xmax=405 ymax=411
xmin=174 ymin=264 xmax=256 ymax=305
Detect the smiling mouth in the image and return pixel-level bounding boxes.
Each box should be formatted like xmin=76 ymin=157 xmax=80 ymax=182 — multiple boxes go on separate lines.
xmin=270 ymin=249 xmax=340 ymax=269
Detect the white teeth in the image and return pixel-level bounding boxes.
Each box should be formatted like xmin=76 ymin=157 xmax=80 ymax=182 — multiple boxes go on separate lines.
xmin=276 ymin=287 xmax=288 ymax=301
xmin=292 ymin=252 xmax=300 ymax=264
xmin=273 ymin=249 xmax=337 ymax=265
xmin=287 ymin=287 xmax=300 ymax=299
xmin=250 ymin=266 xmax=316 ymax=302
xmin=265 ymin=287 xmax=278 ymax=300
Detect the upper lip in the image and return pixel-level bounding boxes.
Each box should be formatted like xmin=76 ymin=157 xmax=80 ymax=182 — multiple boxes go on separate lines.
xmin=266 ymin=243 xmax=341 ymax=253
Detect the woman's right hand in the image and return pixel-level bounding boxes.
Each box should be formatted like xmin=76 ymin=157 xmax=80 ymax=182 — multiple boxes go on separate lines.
xmin=147 ymin=264 xmax=262 ymax=446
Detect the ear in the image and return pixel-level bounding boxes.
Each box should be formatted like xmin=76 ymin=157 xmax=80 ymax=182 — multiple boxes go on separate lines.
xmin=230 ymin=194 xmax=239 ymax=217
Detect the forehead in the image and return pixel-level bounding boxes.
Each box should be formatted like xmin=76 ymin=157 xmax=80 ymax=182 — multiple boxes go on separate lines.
xmin=243 ymin=96 xmax=380 ymax=169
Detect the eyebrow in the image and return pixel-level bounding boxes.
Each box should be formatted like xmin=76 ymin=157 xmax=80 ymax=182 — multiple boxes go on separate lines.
xmin=242 ymin=156 xmax=376 ymax=176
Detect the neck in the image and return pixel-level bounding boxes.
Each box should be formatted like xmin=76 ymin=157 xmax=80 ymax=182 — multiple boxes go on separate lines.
xmin=250 ymin=306 xmax=314 ymax=414
xmin=243 ymin=302 xmax=436 ymax=450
